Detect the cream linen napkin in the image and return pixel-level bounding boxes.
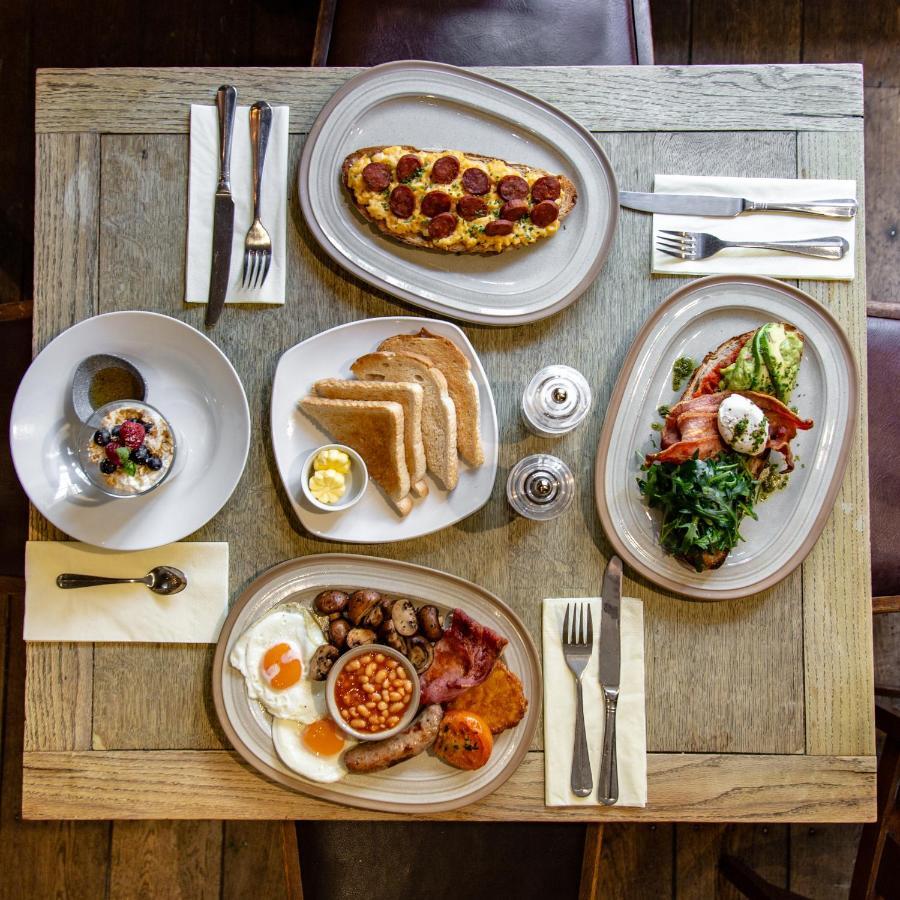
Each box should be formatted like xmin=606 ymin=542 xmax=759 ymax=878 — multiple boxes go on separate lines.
xmin=24 ymin=541 xmax=229 ymax=643
xmin=543 ymin=596 xmax=647 ymax=807
xmin=185 ymin=103 xmax=289 ymax=305
xmin=651 ymin=174 xmax=856 ymax=280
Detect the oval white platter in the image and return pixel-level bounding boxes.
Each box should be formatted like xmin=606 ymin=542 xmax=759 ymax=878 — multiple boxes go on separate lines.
xmin=212 ymin=554 xmax=540 ymax=814
xmin=298 ymin=60 xmax=618 ymax=325
xmin=271 ymin=316 xmax=498 ymax=542
xmin=10 ymin=311 xmax=250 ymax=551
xmin=595 ymin=275 xmax=858 ymax=601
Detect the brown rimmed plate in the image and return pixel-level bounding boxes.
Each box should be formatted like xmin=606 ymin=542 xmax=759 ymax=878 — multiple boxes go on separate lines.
xmin=212 ymin=554 xmax=540 ymax=813
xmin=595 ymin=275 xmax=858 ymax=601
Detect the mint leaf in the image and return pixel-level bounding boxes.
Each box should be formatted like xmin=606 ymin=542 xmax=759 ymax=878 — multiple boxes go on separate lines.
xmin=123 ymin=461 xmax=137 ymax=477
xmin=117 ymin=447 xmax=130 ymax=462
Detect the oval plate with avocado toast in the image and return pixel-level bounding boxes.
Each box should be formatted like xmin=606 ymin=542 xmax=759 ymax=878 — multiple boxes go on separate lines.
xmin=595 ymin=275 xmax=857 ymax=601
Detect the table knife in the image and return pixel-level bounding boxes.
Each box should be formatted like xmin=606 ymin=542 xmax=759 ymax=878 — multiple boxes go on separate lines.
xmin=620 ymin=191 xmax=857 ymax=219
xmin=597 ymin=555 xmax=623 ymax=805
xmin=205 ymin=84 xmax=237 ymax=327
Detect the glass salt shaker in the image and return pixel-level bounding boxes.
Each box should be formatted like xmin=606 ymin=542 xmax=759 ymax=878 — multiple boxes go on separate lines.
xmin=521 ymin=365 xmax=592 ymax=437
xmin=506 ymin=454 xmax=575 ymax=521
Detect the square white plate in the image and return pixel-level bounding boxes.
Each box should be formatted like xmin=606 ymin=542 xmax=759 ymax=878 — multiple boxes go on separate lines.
xmin=270 ymin=317 xmax=498 ymax=542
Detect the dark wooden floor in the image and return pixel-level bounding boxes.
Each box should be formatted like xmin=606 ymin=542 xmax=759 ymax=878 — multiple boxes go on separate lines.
xmin=1 ymin=1 xmax=897 ymax=897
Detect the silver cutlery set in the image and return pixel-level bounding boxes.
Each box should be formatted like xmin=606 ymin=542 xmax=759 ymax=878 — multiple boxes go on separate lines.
xmin=620 ymin=190 xmax=857 ymax=261
xmin=207 ymin=85 xmax=274 ymax=327
xmin=562 ymin=555 xmax=622 ymax=804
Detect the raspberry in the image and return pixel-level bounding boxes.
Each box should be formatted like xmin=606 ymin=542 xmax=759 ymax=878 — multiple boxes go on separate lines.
xmin=118 ymin=420 xmax=146 ymax=449
xmin=104 ymin=442 xmax=123 ymax=466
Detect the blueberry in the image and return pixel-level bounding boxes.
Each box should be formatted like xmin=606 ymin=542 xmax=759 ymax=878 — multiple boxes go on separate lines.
xmin=111 ymin=425 xmax=121 ymax=437
xmin=146 ymin=456 xmax=163 ymax=471
xmin=140 ymin=419 xmax=153 ymax=432
xmin=99 ymin=459 xmax=116 ymax=475
xmin=130 ymin=446 xmax=149 ymax=465
xmin=93 ymin=428 xmax=110 ymax=446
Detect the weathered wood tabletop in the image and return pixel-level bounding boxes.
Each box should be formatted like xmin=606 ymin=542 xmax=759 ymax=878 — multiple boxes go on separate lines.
xmin=24 ymin=64 xmax=875 ymax=822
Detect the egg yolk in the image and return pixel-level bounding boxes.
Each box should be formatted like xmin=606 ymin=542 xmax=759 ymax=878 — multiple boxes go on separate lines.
xmin=262 ymin=643 xmax=302 ymax=690
xmin=303 ymin=718 xmax=345 ymax=757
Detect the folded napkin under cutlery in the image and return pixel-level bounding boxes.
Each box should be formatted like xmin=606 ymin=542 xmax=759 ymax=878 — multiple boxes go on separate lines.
xmin=649 ymin=174 xmax=857 ymax=281
xmin=25 ymin=541 xmax=229 ymax=643
xmin=543 ymin=596 xmax=647 ymax=807
xmin=186 ymin=103 xmax=289 ymax=305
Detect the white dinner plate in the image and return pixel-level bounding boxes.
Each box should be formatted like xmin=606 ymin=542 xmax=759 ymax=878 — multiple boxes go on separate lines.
xmin=212 ymin=554 xmax=540 ymax=813
xmin=595 ymin=275 xmax=857 ymax=601
xmin=298 ymin=60 xmax=618 ymax=325
xmin=271 ymin=316 xmax=498 ymax=542
xmin=11 ymin=312 xmax=251 ymax=551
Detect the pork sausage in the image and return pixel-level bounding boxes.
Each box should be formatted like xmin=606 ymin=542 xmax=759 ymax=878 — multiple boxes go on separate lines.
xmin=484 ymin=219 xmax=514 ymax=237
xmin=362 ymin=162 xmax=391 ymax=191
xmin=531 ymin=175 xmax=561 ymax=202
xmin=396 ymin=154 xmax=422 ymax=183
xmin=430 ymin=156 xmax=460 ymax=184
xmin=461 ymin=167 xmax=490 ymax=195
xmin=497 ymin=174 xmax=529 ymax=201
xmin=389 ymin=185 xmax=416 ymax=219
xmin=344 ymin=704 xmax=444 ymax=773
xmin=427 ymin=212 xmax=457 ymax=240
xmin=457 ymin=195 xmax=488 ymax=220
xmin=530 ymin=200 xmax=559 ymax=227
xmin=420 ymin=191 xmax=452 ymax=217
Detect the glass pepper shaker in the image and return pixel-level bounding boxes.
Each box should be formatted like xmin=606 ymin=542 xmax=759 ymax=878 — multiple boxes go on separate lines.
xmin=506 ymin=454 xmax=575 ymax=521
xmin=521 ymin=365 xmax=592 ymax=437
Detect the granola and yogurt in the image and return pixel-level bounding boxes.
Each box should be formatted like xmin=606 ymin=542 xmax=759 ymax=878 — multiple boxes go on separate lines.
xmin=83 ymin=402 xmax=175 ymax=496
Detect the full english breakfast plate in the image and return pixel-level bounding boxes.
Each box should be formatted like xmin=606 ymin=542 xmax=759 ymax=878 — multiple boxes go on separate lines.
xmin=212 ymin=554 xmax=540 ymax=813
xmin=595 ymin=275 xmax=857 ymax=601
xmin=298 ymin=60 xmax=618 ymax=325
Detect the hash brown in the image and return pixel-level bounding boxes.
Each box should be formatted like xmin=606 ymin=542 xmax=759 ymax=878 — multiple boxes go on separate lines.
xmin=446 ymin=659 xmax=527 ymax=734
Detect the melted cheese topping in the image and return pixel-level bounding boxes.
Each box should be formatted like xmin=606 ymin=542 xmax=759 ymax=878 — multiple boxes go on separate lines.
xmin=346 ymin=146 xmax=564 ymax=252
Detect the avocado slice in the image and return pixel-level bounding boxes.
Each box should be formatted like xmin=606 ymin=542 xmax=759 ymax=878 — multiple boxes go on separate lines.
xmin=759 ymin=323 xmax=803 ymax=402
xmin=720 ymin=339 xmax=756 ymax=391
xmin=750 ymin=326 xmax=775 ymax=394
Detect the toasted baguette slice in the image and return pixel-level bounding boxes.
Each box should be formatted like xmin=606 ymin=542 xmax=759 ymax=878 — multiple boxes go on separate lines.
xmin=342 ymin=145 xmax=576 ymax=255
xmin=351 ymin=351 xmax=458 ymax=491
xmin=298 ymin=397 xmax=412 ymax=517
xmin=378 ymin=328 xmax=484 ymax=468
xmin=313 ymin=378 xmax=428 ymax=497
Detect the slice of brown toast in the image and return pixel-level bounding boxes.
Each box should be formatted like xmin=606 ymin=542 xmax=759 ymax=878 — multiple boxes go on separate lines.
xmin=341 ymin=145 xmax=577 ymax=255
xmin=298 ymin=396 xmax=412 ymax=517
xmin=313 ymin=378 xmax=428 ymax=498
xmin=377 ymin=328 xmax=484 ymax=468
xmin=351 ymin=350 xmax=458 ymax=491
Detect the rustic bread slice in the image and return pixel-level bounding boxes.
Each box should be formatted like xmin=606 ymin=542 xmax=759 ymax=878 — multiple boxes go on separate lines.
xmin=341 ymin=145 xmax=576 ymax=255
xmin=351 ymin=351 xmax=458 ymax=491
xmin=298 ymin=396 xmax=412 ymax=517
xmin=312 ymin=378 xmax=428 ymax=498
xmin=378 ymin=328 xmax=483 ymax=468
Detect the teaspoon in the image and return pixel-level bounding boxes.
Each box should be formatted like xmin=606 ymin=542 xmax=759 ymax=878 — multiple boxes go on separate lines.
xmin=56 ymin=565 xmax=187 ymax=595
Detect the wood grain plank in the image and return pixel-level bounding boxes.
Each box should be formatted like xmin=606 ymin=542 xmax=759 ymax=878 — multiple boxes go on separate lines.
xmin=648 ymin=0 xmax=691 ymax=65
xmin=33 ymin=65 xmax=864 ymax=134
xmin=863 ymin=86 xmax=900 ymax=309
xmin=797 ymin=130 xmax=875 ymax=758
xmin=598 ymin=824 xmax=674 ymax=898
xmin=109 ymin=821 xmax=223 ymax=899
xmin=788 ymin=823 xmax=862 ymax=898
xmin=222 ymin=822 xmax=295 ymax=900
xmin=20 ymin=750 xmax=876 ymax=823
xmin=692 ymin=0 xmax=801 ymax=65
xmin=802 ymin=0 xmax=900 ymax=88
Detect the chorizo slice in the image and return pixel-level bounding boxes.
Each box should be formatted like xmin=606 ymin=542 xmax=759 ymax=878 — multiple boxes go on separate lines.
xmin=389 ymin=185 xmax=416 ymax=219
xmin=461 ymin=167 xmax=490 ymax=195
xmin=420 ymin=191 xmax=452 ymax=217
xmin=427 ymin=212 xmax=458 ymax=240
xmin=497 ymin=174 xmax=529 ymax=201
xmin=430 ymin=155 xmax=460 ymax=184
xmin=362 ymin=162 xmax=392 ymax=191
xmin=530 ymin=200 xmax=559 ymax=227
xmin=396 ymin=154 xmax=422 ymax=183
xmin=457 ymin=195 xmax=488 ymax=221
xmin=499 ymin=199 xmax=528 ymax=221
xmin=531 ymin=175 xmax=561 ymax=202
xmin=484 ymin=219 xmax=515 ymax=237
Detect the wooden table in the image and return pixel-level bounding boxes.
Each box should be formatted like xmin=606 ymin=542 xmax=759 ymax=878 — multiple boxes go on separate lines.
xmin=24 ymin=64 xmax=875 ymax=823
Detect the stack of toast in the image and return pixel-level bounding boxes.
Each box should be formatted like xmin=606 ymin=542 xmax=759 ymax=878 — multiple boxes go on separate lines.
xmin=299 ymin=328 xmax=484 ymax=516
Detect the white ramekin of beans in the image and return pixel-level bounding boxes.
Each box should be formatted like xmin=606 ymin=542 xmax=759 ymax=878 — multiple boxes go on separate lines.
xmin=326 ymin=644 xmax=420 ymax=741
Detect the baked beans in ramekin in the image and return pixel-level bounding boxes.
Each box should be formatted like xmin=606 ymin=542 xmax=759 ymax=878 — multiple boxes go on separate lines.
xmin=325 ymin=644 xmax=420 ymax=741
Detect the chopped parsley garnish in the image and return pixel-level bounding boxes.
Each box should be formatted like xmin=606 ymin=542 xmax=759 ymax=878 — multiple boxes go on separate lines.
xmin=650 ymin=422 xmax=662 ymax=431
xmin=672 ymin=356 xmax=696 ymax=392
xmin=657 ymin=404 xmax=671 ymax=418
xmin=399 ymin=167 xmax=423 ymax=184
xmin=637 ymin=452 xmax=760 ymax=570
xmin=732 ymin=417 xmax=749 ymax=439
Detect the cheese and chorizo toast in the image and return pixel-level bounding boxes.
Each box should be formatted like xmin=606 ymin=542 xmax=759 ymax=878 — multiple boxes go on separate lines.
xmin=341 ymin=145 xmax=577 ymax=254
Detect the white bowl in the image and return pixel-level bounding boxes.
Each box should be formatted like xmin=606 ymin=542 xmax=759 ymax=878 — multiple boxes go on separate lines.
xmin=300 ymin=444 xmax=368 ymax=512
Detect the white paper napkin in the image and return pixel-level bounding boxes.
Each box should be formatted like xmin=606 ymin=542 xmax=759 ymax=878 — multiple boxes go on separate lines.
xmin=542 ymin=596 xmax=647 ymax=807
xmin=651 ymin=174 xmax=856 ymax=281
xmin=24 ymin=541 xmax=229 ymax=643
xmin=186 ymin=104 xmax=289 ymax=305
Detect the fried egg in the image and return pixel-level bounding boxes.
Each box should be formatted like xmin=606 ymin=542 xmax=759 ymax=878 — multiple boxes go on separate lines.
xmin=229 ymin=604 xmax=326 ymax=722
xmin=272 ymin=716 xmax=357 ymax=783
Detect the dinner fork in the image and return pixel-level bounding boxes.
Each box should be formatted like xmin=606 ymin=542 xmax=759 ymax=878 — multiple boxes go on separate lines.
xmin=562 ymin=601 xmax=594 ymax=797
xmin=656 ymin=230 xmax=849 ymax=261
xmin=241 ymin=101 xmax=273 ymax=289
